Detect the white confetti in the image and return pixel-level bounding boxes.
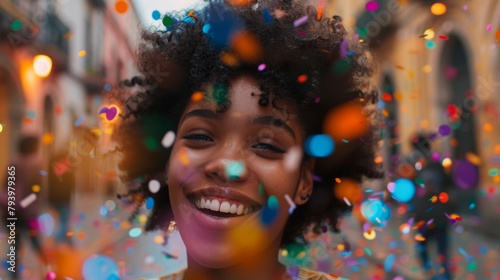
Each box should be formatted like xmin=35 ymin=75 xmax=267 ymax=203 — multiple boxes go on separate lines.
xmin=20 ymin=193 xmax=37 ymax=208
xmin=343 ymin=197 xmax=351 ymax=206
xmin=284 ymin=194 xmax=296 ymax=214
xmin=161 ymin=131 xmax=176 ymax=148
xmin=284 ymin=146 xmax=302 ymax=172
xmin=148 ymin=179 xmax=161 ymax=193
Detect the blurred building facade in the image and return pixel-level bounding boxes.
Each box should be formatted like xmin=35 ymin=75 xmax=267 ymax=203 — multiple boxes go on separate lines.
xmin=326 ymin=0 xmax=500 ymax=236
xmin=0 ymin=0 xmax=140 ymax=196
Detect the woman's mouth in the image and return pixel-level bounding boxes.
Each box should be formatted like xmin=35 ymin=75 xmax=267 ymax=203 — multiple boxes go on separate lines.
xmin=185 ymin=188 xmax=262 ymax=219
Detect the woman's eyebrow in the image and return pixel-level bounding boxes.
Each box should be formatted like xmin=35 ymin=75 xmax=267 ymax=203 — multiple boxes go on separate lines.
xmin=180 ymin=109 xmax=218 ymax=123
xmin=251 ymin=115 xmax=296 ymax=140
xmin=181 ymin=110 xmax=296 ymax=140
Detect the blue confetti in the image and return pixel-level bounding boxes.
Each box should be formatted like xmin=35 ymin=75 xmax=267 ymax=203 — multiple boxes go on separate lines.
xmin=384 ymin=254 xmax=395 ymax=272
xmin=152 ymin=10 xmax=161 ymax=20
xmin=74 ymin=116 xmax=85 ymax=127
xmin=145 ymin=197 xmax=154 ymax=210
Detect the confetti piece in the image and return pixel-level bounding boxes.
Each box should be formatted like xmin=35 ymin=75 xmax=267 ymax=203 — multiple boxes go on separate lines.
xmin=438 ymin=192 xmax=449 ymax=203
xmin=431 ymin=3 xmax=446 ymax=15
xmin=258 ymin=63 xmax=266 ymax=71
xmin=74 ymin=116 xmax=85 ymax=127
xmin=438 ymin=35 xmax=449 ymax=40
xmin=148 ymin=180 xmax=161 ymax=193
xmin=161 ymin=131 xmax=176 ymax=148
xmin=225 ymin=161 xmax=246 ymax=179
xmin=297 ymin=74 xmax=308 ymax=83
xmin=20 ymin=193 xmax=37 ymax=208
xmin=114 ymin=0 xmax=128 ymax=14
xmin=78 ymin=50 xmax=86 ymax=57
xmin=152 ymin=10 xmax=161 ymax=20
xmin=391 ymin=178 xmax=415 ymax=203
xmin=363 ymin=230 xmax=376 ymax=240
xmin=145 ymin=197 xmax=154 ymax=210
xmin=487 ymin=24 xmax=492 ymax=31
xmin=283 ymin=146 xmax=302 ymax=172
xmin=83 ymin=255 xmax=119 ymax=279
xmin=284 ymin=194 xmax=296 ymax=214
xmin=384 ymin=254 xmax=395 ymax=272
xmin=365 ymin=1 xmax=379 ymax=11
xmin=343 ymin=197 xmax=351 ymax=206
xmin=260 ymin=195 xmax=280 ymax=226
xmin=293 ymin=15 xmax=308 ymax=27
xmin=32 ymin=184 xmax=40 ymax=192
xmin=129 ymin=227 xmax=142 ymax=238
xmin=304 ymin=134 xmax=334 ymax=157
xmin=231 ymin=32 xmax=263 ymax=64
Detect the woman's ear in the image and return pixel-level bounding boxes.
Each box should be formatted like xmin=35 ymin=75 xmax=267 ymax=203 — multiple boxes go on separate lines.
xmin=294 ymin=158 xmax=315 ymax=205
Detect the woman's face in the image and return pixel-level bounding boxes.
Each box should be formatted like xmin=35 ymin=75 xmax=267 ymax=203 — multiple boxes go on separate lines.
xmin=166 ymin=75 xmax=314 ymax=268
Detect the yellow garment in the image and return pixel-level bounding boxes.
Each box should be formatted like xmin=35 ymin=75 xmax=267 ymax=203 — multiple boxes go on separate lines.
xmin=145 ymin=266 xmax=347 ymax=280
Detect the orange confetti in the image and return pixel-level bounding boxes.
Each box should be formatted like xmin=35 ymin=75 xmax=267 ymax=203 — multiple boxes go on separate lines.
xmin=114 ymin=0 xmax=128 ymax=14
xmin=496 ymin=29 xmax=500 ymax=41
xmin=226 ymin=0 xmax=254 ymax=7
xmin=333 ymin=178 xmax=362 ymax=203
xmin=54 ymin=106 xmax=62 ymax=115
xmin=297 ymin=75 xmax=308 ymax=83
xmin=220 ymin=52 xmax=239 ymax=67
xmin=438 ymin=192 xmax=449 ymax=203
xmin=415 ymin=234 xmax=426 ymax=242
xmin=316 ymin=8 xmax=323 ymax=20
xmin=323 ymin=103 xmax=369 ymax=141
xmin=191 ymin=91 xmax=204 ymax=102
xmin=231 ymin=32 xmax=263 ymax=63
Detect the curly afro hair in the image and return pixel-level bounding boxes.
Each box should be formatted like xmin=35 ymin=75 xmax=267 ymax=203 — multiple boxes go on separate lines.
xmin=110 ymin=0 xmax=383 ymax=247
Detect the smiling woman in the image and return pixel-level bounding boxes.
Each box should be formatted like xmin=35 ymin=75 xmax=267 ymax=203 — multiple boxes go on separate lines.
xmin=110 ymin=0 xmax=383 ymax=279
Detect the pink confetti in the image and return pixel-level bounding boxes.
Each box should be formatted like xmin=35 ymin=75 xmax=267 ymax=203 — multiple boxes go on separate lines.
xmin=365 ymin=1 xmax=379 ymax=11
xmin=487 ymin=24 xmax=492 ymax=31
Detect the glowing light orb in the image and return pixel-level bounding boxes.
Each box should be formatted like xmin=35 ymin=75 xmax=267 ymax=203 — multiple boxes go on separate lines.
xmin=304 ymin=134 xmax=334 ymax=157
xmin=33 ymin=55 xmax=52 ymax=78
xmin=431 ymin=3 xmax=447 ymax=15
xmin=391 ymin=178 xmax=415 ymax=203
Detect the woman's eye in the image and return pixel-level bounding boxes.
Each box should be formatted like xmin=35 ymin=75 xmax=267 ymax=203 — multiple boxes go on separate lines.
xmin=253 ymin=143 xmax=285 ymax=154
xmin=182 ymin=134 xmax=213 ymax=142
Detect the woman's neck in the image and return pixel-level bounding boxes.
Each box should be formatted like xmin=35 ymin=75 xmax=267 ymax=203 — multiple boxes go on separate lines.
xmin=182 ymin=245 xmax=289 ymax=280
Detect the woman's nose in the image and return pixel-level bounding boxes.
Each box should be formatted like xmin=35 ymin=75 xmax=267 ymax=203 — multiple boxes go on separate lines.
xmin=203 ymin=143 xmax=249 ymax=183
xmin=205 ymin=159 xmax=249 ymax=184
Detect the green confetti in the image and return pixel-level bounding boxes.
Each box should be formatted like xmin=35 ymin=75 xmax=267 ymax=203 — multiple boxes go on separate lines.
xmin=162 ymin=16 xmax=174 ymax=27
xmin=11 ymin=20 xmax=22 ymax=31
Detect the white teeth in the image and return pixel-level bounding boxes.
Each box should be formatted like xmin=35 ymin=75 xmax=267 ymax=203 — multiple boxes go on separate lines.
xmin=236 ymin=205 xmax=244 ymax=215
xmin=229 ymin=204 xmax=237 ymax=214
xmin=194 ymin=198 xmax=254 ymax=216
xmin=219 ymin=201 xmax=230 ymax=213
xmin=210 ymin=200 xmax=220 ymax=211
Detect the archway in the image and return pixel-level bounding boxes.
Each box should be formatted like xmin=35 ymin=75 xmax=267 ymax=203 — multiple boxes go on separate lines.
xmin=440 ymin=34 xmax=478 ymax=160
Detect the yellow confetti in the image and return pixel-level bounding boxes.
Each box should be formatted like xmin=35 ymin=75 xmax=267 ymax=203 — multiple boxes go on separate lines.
xmin=78 ymin=50 xmax=86 ymax=57
xmin=32 ymin=184 xmax=41 ymax=192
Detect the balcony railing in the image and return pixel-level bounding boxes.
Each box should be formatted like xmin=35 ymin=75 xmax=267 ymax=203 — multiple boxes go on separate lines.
xmin=36 ymin=11 xmax=70 ymax=72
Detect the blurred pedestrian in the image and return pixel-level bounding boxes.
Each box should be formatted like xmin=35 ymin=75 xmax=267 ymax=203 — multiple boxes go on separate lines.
xmin=407 ymin=133 xmax=453 ymax=280
xmin=48 ymin=151 xmax=75 ymax=246
xmin=0 ymin=136 xmax=48 ymax=279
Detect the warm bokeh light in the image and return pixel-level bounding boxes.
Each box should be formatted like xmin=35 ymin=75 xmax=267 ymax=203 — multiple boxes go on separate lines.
xmin=230 ymin=32 xmax=263 ymax=64
xmin=333 ymin=178 xmax=363 ymax=203
xmin=33 ymin=55 xmax=53 ymax=78
xmin=323 ymin=103 xmax=369 ymax=142
xmin=431 ymin=3 xmax=447 ymax=15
